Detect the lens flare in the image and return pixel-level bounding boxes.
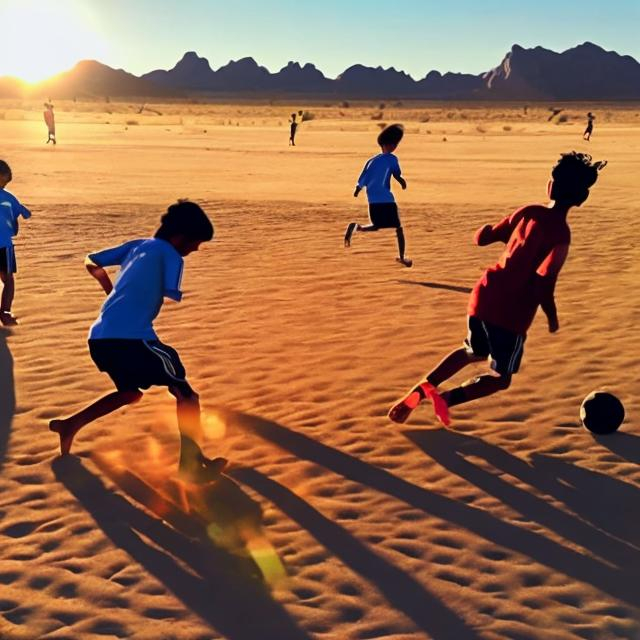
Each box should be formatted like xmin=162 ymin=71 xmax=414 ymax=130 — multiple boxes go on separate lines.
xmin=203 ymin=410 xmax=227 ymax=440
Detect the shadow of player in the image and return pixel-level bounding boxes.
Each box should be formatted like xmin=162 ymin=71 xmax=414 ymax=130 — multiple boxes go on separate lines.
xmin=226 ymin=408 xmax=640 ymax=609
xmin=405 ymin=429 xmax=640 ymax=571
xmin=52 ymin=456 xmax=310 ymax=640
xmin=396 ymin=279 xmax=472 ymax=294
xmin=0 ymin=328 xmax=15 ymax=469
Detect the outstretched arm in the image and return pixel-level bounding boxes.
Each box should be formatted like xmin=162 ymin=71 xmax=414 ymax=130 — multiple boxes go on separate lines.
xmin=474 ymin=208 xmax=527 ymax=246
xmin=85 ymin=256 xmax=113 ymax=295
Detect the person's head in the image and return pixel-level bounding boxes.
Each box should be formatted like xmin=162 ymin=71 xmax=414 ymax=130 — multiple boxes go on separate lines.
xmin=377 ymin=123 xmax=404 ymax=153
xmin=154 ymin=200 xmax=214 ymax=256
xmin=548 ymin=151 xmax=607 ymax=208
xmin=291 ymin=112 xmax=296 ymax=120
xmin=0 ymin=160 xmax=12 ymax=188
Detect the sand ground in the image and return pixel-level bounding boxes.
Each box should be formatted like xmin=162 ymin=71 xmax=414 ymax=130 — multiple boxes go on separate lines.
xmin=0 ymin=102 xmax=639 ymax=640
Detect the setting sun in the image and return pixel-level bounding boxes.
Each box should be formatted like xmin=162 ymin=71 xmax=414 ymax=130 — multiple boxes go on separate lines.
xmin=0 ymin=0 xmax=109 ymax=83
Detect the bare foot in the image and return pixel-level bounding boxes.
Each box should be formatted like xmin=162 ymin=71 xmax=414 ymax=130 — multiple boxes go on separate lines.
xmin=0 ymin=311 xmax=18 ymax=326
xmin=49 ymin=419 xmax=79 ymax=456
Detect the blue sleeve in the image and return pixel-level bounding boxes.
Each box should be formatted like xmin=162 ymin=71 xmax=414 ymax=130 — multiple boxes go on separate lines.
xmin=163 ymin=250 xmax=183 ymax=301
xmin=357 ymin=160 xmax=371 ymax=187
xmin=392 ymin=155 xmax=402 ymax=177
xmin=89 ymin=240 xmax=142 ymax=267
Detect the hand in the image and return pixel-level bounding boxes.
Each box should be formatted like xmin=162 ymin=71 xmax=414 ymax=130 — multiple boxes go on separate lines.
xmin=548 ymin=316 xmax=559 ymax=333
xmin=400 ymin=179 xmax=407 ymax=190
xmin=475 ymin=224 xmax=493 ymax=246
xmin=353 ymin=186 xmax=361 ymax=197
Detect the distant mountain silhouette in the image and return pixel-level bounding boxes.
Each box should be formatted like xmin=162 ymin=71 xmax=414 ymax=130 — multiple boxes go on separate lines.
xmin=141 ymin=51 xmax=216 ymax=90
xmin=482 ymin=42 xmax=640 ymax=99
xmin=0 ymin=77 xmax=24 ymax=99
xmin=2 ymin=42 xmax=639 ymax=100
xmin=33 ymin=60 xmax=169 ymax=98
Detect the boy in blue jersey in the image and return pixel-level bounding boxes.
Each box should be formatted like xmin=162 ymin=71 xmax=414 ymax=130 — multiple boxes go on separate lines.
xmin=344 ymin=124 xmax=412 ymax=267
xmin=49 ymin=201 xmax=227 ymax=482
xmin=0 ymin=160 xmax=32 ymax=326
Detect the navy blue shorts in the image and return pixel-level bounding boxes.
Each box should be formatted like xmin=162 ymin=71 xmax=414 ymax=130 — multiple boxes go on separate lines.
xmin=89 ymin=339 xmax=193 ymax=396
xmin=0 ymin=247 xmax=17 ymax=273
xmin=464 ymin=316 xmax=525 ymax=376
xmin=368 ymin=202 xmax=401 ymax=228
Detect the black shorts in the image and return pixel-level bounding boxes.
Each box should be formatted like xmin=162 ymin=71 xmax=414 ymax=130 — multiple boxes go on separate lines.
xmin=464 ymin=316 xmax=525 ymax=376
xmin=368 ymin=202 xmax=401 ymax=229
xmin=0 ymin=247 xmax=17 ymax=273
xmin=89 ymin=339 xmax=193 ymax=395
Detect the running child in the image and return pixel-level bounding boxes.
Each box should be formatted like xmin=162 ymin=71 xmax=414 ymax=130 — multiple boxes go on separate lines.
xmin=44 ymin=103 xmax=56 ymax=145
xmin=583 ymin=112 xmax=595 ymax=141
xmin=389 ymin=152 xmax=606 ymax=426
xmin=49 ymin=201 xmax=227 ymax=482
xmin=344 ymin=124 xmax=412 ymax=267
xmin=0 ymin=160 xmax=32 ymax=326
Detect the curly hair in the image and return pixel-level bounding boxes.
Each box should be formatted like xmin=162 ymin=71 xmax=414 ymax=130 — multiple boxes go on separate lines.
xmin=154 ymin=200 xmax=214 ymax=241
xmin=550 ymin=151 xmax=607 ymax=206
xmin=377 ymin=123 xmax=404 ymax=148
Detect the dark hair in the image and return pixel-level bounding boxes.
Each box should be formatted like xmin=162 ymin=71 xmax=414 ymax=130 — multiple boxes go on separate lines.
xmin=154 ymin=200 xmax=214 ymax=241
xmin=550 ymin=151 xmax=607 ymax=206
xmin=0 ymin=160 xmax=11 ymax=176
xmin=377 ymin=123 xmax=404 ymax=147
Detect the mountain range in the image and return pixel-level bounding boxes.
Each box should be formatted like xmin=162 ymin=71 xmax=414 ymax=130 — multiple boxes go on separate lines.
xmin=2 ymin=42 xmax=640 ymax=101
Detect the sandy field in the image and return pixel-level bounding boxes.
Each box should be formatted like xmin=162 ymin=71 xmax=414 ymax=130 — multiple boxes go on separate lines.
xmin=0 ymin=101 xmax=639 ymax=640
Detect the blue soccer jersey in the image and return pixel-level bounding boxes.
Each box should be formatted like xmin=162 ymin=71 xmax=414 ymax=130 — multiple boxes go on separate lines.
xmin=0 ymin=189 xmax=31 ymax=248
xmin=88 ymin=238 xmax=184 ymax=340
xmin=356 ymin=153 xmax=402 ymax=203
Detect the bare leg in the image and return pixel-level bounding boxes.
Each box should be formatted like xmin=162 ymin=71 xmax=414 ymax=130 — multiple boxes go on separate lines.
xmin=426 ymin=347 xmax=485 ymax=387
xmin=388 ymin=348 xmax=484 ymax=425
xmin=442 ymin=373 xmax=511 ymax=407
xmin=49 ymin=389 xmax=143 ymax=455
xmin=169 ymin=385 xmax=227 ymax=481
xmin=395 ymin=226 xmax=412 ymax=266
xmin=0 ymin=272 xmax=17 ymax=325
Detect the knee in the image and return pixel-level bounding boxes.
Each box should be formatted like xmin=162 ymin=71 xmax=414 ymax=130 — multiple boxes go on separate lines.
xmin=169 ymin=384 xmax=198 ymax=403
xmin=495 ymin=374 xmax=512 ymax=390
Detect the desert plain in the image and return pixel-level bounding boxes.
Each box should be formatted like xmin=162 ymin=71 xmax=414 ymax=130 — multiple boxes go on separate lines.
xmin=0 ymin=100 xmax=639 ymax=640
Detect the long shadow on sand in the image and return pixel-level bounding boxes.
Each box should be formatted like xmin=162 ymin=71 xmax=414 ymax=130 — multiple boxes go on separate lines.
xmin=229 ymin=411 xmax=640 ymax=609
xmin=233 ymin=467 xmax=482 ymax=640
xmin=396 ymin=280 xmax=472 ymax=294
xmin=52 ymin=456 xmax=311 ymax=640
xmin=0 ymin=328 xmax=15 ymax=469
xmin=406 ymin=430 xmax=640 ymax=570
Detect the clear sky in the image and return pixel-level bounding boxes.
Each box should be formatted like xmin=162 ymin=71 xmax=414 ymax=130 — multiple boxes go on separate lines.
xmin=1 ymin=0 xmax=639 ymax=82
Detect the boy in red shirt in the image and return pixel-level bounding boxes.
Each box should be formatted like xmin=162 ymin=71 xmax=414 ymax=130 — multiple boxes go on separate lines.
xmin=389 ymin=152 xmax=606 ymax=426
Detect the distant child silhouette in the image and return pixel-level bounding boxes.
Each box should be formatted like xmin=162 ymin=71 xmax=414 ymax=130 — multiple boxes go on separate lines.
xmin=583 ymin=112 xmax=595 ymax=141
xmin=44 ymin=103 xmax=56 ymax=144
xmin=289 ymin=113 xmax=298 ymax=146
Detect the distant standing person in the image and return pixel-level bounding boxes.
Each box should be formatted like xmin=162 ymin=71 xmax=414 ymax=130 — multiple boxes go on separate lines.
xmin=583 ymin=112 xmax=595 ymax=141
xmin=289 ymin=113 xmax=298 ymax=146
xmin=344 ymin=124 xmax=412 ymax=267
xmin=44 ymin=103 xmax=56 ymax=145
xmin=0 ymin=160 xmax=32 ymax=326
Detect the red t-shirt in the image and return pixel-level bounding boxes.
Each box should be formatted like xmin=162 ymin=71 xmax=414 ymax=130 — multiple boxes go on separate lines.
xmin=468 ymin=205 xmax=571 ymax=335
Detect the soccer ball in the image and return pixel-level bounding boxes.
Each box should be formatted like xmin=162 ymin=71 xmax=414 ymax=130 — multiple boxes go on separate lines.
xmin=580 ymin=391 xmax=625 ymax=435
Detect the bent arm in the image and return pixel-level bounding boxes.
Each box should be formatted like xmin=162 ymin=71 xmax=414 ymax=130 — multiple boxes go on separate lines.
xmin=474 ymin=208 xmax=527 ymax=246
xmin=393 ymin=173 xmax=407 ymax=189
xmin=85 ymin=256 xmax=113 ymax=295
xmin=535 ymin=243 xmax=569 ymax=332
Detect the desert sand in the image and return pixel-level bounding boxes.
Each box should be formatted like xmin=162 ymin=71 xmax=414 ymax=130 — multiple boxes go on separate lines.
xmin=0 ymin=100 xmax=638 ymax=640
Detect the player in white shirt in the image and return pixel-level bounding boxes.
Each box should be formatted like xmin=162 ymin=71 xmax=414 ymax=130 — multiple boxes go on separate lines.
xmin=49 ymin=201 xmax=226 ymax=482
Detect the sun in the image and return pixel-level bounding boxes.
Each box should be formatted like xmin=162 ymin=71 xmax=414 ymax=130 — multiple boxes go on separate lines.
xmin=0 ymin=0 xmax=110 ymax=83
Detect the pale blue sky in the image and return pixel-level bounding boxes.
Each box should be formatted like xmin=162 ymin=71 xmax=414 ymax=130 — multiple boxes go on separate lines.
xmin=1 ymin=0 xmax=639 ymax=81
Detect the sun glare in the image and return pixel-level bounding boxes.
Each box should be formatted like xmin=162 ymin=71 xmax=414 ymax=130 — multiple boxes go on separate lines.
xmin=0 ymin=0 xmax=110 ymax=83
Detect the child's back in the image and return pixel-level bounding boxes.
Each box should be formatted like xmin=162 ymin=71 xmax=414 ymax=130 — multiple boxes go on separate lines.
xmin=357 ymin=152 xmax=401 ymax=203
